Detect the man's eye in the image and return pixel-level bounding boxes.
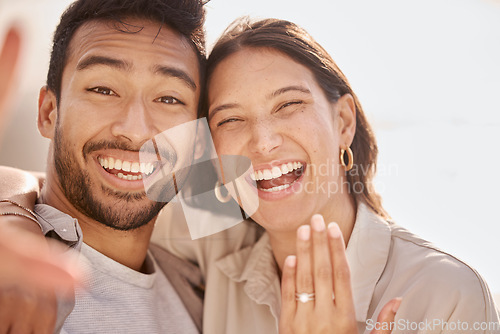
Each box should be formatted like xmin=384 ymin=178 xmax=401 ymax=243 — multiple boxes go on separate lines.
xmin=155 ymin=96 xmax=184 ymax=105
xmin=88 ymin=87 xmax=116 ymax=96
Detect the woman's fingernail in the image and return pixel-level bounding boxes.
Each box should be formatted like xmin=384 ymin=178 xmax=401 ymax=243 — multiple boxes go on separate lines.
xmin=328 ymin=222 xmax=341 ymax=238
xmin=297 ymin=225 xmax=311 ymax=241
xmin=392 ymin=297 xmax=402 ymax=313
xmin=285 ymin=255 xmax=297 ymax=268
xmin=311 ymin=214 xmax=325 ymax=232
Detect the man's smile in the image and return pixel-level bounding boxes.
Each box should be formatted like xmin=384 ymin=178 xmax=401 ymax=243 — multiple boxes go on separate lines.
xmin=98 ymin=155 xmax=156 ymax=181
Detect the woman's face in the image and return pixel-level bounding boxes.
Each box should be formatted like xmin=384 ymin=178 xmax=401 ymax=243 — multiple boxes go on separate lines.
xmin=208 ymin=47 xmax=355 ymax=232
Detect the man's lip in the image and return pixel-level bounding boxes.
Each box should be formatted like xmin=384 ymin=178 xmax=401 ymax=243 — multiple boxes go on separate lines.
xmin=90 ymin=149 xmax=150 ymax=162
xmin=92 ymin=157 xmax=147 ymax=192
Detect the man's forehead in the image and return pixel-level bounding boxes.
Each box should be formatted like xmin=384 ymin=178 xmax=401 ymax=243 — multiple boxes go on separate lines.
xmin=67 ymin=18 xmax=199 ymax=73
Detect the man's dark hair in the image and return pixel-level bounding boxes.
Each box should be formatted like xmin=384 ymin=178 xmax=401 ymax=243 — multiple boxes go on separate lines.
xmin=47 ymin=0 xmax=206 ymax=105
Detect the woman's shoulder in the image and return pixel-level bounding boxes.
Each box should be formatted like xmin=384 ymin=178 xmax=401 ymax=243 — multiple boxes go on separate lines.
xmin=382 ymin=223 xmax=499 ymax=323
xmin=388 ymin=223 xmax=482 ymax=282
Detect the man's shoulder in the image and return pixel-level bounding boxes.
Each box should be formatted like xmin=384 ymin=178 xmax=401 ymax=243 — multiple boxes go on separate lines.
xmin=149 ymin=242 xmax=201 ymax=278
xmin=149 ymin=243 xmax=203 ymax=332
xmin=34 ymin=203 xmax=82 ymax=250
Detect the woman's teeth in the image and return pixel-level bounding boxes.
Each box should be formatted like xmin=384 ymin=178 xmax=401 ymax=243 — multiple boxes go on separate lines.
xmin=260 ymin=183 xmax=292 ymax=193
xmin=250 ymin=162 xmax=303 ymax=181
xmin=98 ymin=156 xmax=156 ymax=180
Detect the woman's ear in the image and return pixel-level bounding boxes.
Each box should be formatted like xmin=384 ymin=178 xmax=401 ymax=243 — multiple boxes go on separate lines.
xmin=37 ymin=86 xmax=58 ymax=139
xmin=336 ymin=93 xmax=356 ymax=146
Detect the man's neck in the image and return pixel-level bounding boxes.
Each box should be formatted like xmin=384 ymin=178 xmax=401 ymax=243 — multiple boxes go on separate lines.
xmin=40 ymin=170 xmax=154 ymax=273
xmin=80 ymin=221 xmax=155 ymax=273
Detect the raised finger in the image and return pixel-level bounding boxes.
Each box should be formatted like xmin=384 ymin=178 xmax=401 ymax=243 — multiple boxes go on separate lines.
xmin=310 ymin=215 xmax=334 ymax=310
xmin=279 ymin=255 xmax=297 ymax=334
xmin=295 ymin=225 xmax=314 ymax=310
xmin=371 ymin=298 xmax=402 ymax=334
xmin=327 ymin=222 xmax=354 ymax=308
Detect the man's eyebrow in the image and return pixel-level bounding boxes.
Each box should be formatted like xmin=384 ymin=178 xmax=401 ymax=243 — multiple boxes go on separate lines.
xmin=208 ymin=103 xmax=239 ymax=120
xmin=77 ymin=55 xmax=131 ymax=71
xmin=153 ymin=65 xmax=197 ymax=91
xmin=269 ymin=85 xmax=311 ymax=98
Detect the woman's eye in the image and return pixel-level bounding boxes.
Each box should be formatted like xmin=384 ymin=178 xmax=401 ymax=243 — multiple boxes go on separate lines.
xmin=155 ymin=96 xmax=184 ymax=105
xmin=278 ymin=101 xmax=303 ymax=111
xmin=217 ymin=118 xmax=240 ymax=127
xmin=88 ymin=87 xmax=116 ymax=96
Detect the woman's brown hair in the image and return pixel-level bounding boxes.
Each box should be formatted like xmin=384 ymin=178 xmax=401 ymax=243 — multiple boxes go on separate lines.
xmin=204 ymin=17 xmax=389 ymax=219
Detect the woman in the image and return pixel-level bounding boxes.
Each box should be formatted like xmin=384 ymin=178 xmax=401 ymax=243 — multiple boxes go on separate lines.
xmin=157 ymin=17 xmax=499 ymax=333
xmin=1 ymin=17 xmax=499 ymax=334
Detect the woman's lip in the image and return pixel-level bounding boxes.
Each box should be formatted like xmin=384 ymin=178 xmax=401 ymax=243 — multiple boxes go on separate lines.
xmin=252 ymin=159 xmax=306 ymax=171
xmin=257 ymin=175 xmax=304 ymax=200
xmin=253 ymin=168 xmax=306 ymax=201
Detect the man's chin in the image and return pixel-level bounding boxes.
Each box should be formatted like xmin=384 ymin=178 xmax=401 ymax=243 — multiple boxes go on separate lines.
xmin=76 ymin=187 xmax=165 ymax=231
xmin=90 ymin=199 xmax=164 ymax=231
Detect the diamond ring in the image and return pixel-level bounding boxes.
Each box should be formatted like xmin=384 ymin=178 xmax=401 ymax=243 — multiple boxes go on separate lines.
xmin=295 ymin=292 xmax=315 ymax=303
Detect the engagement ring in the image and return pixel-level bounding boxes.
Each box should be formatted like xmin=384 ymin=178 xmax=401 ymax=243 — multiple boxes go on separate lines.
xmin=295 ymin=292 xmax=315 ymax=303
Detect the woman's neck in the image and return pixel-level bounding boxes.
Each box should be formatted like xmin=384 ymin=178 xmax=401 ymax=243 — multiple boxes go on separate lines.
xmin=268 ymin=194 xmax=357 ymax=275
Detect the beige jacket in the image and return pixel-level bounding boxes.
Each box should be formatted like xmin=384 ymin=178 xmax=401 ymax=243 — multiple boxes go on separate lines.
xmin=152 ymin=202 xmax=500 ymax=334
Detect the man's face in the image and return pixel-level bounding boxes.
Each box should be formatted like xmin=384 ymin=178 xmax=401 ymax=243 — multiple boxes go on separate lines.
xmin=40 ymin=19 xmax=200 ymax=230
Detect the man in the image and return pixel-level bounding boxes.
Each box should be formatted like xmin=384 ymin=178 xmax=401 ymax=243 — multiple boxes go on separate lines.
xmin=0 ymin=0 xmax=207 ymax=332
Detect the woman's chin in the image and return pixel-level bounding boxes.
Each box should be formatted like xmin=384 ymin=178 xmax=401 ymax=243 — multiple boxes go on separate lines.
xmin=250 ymin=204 xmax=307 ymax=233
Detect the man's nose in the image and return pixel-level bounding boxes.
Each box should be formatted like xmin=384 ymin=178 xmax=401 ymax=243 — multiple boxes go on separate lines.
xmin=111 ymin=98 xmax=156 ymax=145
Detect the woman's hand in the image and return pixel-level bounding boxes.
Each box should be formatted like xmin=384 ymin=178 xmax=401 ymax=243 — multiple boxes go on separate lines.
xmin=279 ymin=214 xmax=401 ymax=334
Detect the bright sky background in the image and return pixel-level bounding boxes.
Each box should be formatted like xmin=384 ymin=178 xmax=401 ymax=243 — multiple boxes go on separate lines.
xmin=1 ymin=0 xmax=499 ymax=295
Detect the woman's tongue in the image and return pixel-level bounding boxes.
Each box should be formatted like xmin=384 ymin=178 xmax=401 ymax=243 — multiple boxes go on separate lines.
xmin=258 ymin=172 xmax=299 ymax=190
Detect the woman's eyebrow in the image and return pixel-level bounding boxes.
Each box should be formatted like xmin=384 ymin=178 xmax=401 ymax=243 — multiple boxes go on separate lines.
xmin=208 ymin=103 xmax=239 ymax=120
xmin=269 ymin=85 xmax=311 ymax=99
xmin=209 ymin=86 xmax=311 ymax=120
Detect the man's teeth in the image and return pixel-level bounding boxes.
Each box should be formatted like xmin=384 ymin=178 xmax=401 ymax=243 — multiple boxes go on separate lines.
xmin=98 ymin=157 xmax=155 ymax=177
xmin=250 ymin=162 xmax=303 ymax=181
xmin=117 ymin=173 xmax=142 ymax=181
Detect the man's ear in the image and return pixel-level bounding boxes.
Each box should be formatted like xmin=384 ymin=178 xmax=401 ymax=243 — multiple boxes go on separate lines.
xmin=336 ymin=93 xmax=356 ymax=146
xmin=37 ymin=86 xmax=58 ymax=139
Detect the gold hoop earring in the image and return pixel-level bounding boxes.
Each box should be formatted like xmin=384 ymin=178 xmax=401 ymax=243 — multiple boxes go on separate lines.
xmin=340 ymin=147 xmax=354 ymax=171
xmin=214 ymin=180 xmax=231 ymax=203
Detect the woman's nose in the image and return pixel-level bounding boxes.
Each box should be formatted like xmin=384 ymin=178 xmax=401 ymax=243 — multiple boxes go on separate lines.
xmin=248 ymin=119 xmax=283 ymax=155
